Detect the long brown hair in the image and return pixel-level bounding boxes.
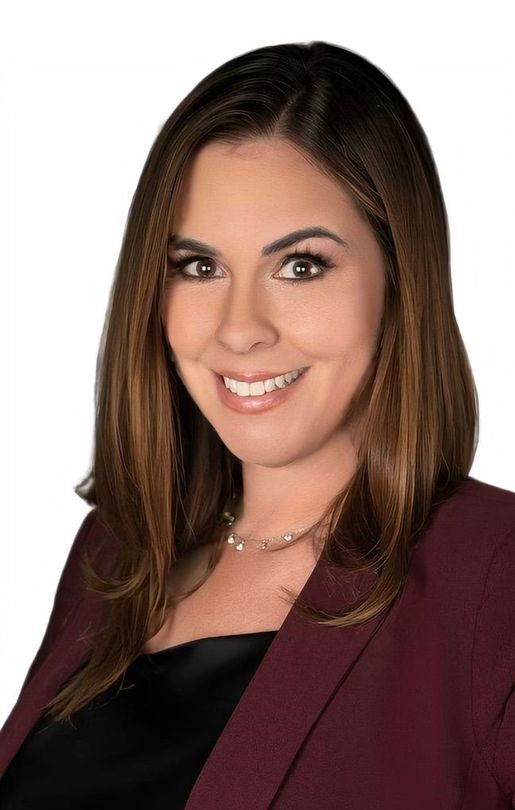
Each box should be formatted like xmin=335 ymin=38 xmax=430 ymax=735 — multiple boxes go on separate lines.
xmin=43 ymin=41 xmax=478 ymax=722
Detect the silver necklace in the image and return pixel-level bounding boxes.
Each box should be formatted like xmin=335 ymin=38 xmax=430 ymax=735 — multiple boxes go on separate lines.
xmin=220 ymin=509 xmax=322 ymax=552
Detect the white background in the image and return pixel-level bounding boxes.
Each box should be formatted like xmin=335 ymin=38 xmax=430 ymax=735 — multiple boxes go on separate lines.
xmin=1 ymin=0 xmax=514 ymax=726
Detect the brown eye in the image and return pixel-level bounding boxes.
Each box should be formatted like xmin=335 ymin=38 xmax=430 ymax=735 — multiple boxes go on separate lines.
xmin=275 ymin=250 xmax=335 ymax=283
xmin=277 ymin=256 xmax=322 ymax=281
xmin=168 ymin=255 xmax=223 ymax=282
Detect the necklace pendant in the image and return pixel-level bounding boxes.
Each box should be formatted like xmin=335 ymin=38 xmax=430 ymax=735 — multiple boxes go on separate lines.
xmin=235 ymin=540 xmax=245 ymax=552
xmin=227 ymin=533 xmax=236 ymax=545
xmin=283 ymin=532 xmax=294 ymax=542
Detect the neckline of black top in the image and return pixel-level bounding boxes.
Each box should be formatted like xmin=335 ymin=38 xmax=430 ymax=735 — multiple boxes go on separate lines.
xmin=136 ymin=629 xmax=279 ymax=662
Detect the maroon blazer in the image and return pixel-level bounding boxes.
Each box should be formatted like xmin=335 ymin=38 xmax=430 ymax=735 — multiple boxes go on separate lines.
xmin=1 ymin=475 xmax=515 ymax=808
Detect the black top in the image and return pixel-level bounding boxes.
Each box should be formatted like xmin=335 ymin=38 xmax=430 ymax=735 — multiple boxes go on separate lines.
xmin=0 ymin=630 xmax=278 ymax=809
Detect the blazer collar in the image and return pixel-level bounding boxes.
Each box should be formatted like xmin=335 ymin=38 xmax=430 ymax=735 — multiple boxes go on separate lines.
xmin=0 ymin=541 xmax=391 ymax=807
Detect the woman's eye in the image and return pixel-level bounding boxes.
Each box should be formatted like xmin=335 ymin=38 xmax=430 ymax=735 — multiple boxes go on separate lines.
xmin=168 ymin=255 xmax=222 ymax=281
xmin=276 ymin=255 xmax=326 ymax=281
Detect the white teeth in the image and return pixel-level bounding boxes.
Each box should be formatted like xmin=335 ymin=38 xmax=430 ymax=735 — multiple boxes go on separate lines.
xmin=223 ymin=368 xmax=305 ymax=397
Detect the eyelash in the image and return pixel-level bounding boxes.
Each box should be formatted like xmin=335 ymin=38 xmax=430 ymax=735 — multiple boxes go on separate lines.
xmin=167 ymin=248 xmax=336 ymax=284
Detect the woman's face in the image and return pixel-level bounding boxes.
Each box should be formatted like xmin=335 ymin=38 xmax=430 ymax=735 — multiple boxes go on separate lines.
xmin=161 ymin=137 xmax=385 ymax=466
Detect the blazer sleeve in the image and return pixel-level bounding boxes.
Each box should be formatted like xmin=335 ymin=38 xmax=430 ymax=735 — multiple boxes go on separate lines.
xmin=19 ymin=507 xmax=99 ymax=693
xmin=472 ymin=525 xmax=515 ymax=801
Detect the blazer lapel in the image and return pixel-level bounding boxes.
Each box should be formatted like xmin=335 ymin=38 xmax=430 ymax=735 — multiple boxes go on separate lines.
xmin=1 ymin=541 xmax=391 ymax=809
xmin=185 ymin=556 xmax=391 ymax=810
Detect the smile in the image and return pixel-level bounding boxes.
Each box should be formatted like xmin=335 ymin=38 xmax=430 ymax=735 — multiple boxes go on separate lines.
xmin=213 ymin=366 xmax=310 ymax=414
xmin=221 ymin=367 xmax=308 ymax=397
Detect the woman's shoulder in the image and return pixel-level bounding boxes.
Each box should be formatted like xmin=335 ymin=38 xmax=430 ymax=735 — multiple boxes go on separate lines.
xmin=406 ymin=476 xmax=515 ymax=604
xmin=456 ymin=474 xmax=515 ymax=510
xmin=53 ymin=507 xmax=123 ymax=607
xmin=69 ymin=506 xmax=118 ymax=561
xmin=422 ymin=475 xmax=515 ymax=551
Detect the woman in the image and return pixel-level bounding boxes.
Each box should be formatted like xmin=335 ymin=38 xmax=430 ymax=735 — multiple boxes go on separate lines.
xmin=0 ymin=41 xmax=514 ymax=809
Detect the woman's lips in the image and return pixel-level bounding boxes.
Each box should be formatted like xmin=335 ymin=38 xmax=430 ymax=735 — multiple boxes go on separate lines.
xmin=212 ymin=367 xmax=309 ymax=414
xmin=214 ymin=367 xmax=308 ymax=383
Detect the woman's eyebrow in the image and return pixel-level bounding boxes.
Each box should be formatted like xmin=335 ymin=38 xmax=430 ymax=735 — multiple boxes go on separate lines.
xmin=168 ymin=226 xmax=349 ymax=258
